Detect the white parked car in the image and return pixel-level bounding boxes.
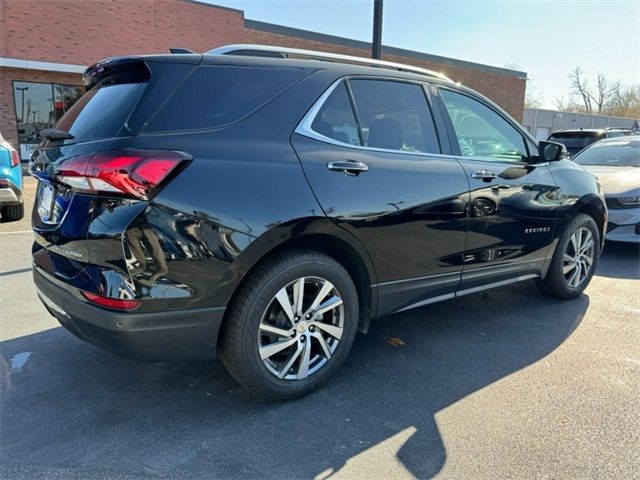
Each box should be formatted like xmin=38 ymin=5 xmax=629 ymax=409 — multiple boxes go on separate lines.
xmin=573 ymin=136 xmax=640 ymax=243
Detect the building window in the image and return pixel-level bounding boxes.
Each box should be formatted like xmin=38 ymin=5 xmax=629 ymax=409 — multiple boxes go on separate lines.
xmin=13 ymin=81 xmax=84 ymax=161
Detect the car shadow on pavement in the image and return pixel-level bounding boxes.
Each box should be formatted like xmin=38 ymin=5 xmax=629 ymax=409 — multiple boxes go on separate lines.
xmin=0 ymin=281 xmax=588 ymax=479
xmin=596 ymin=242 xmax=640 ymax=280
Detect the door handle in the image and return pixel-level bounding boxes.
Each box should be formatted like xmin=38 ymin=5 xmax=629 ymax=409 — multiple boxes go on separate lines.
xmin=327 ymin=160 xmax=369 ymax=176
xmin=471 ymin=170 xmax=498 ymax=182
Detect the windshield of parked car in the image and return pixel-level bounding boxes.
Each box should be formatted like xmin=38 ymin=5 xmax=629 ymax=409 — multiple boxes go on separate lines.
xmin=573 ymin=139 xmax=640 ymax=167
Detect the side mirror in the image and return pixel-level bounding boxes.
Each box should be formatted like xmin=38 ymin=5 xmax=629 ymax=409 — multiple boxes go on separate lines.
xmin=537 ymin=141 xmax=567 ymax=162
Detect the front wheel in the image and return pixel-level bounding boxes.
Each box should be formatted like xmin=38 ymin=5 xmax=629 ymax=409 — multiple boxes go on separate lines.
xmin=220 ymin=250 xmax=359 ymax=400
xmin=537 ymin=213 xmax=600 ymax=299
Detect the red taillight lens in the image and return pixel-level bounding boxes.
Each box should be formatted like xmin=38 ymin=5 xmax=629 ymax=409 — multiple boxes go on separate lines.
xmin=55 ymin=149 xmax=190 ymax=199
xmin=10 ymin=149 xmax=20 ymax=167
xmin=82 ymin=291 xmax=141 ymax=310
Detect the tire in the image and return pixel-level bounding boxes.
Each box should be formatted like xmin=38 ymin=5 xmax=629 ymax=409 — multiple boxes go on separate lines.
xmin=220 ymin=249 xmax=359 ymax=400
xmin=537 ymin=213 xmax=600 ymax=299
xmin=1 ymin=203 xmax=24 ymax=222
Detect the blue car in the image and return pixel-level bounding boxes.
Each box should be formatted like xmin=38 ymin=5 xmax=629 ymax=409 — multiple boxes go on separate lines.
xmin=0 ymin=133 xmax=24 ymax=221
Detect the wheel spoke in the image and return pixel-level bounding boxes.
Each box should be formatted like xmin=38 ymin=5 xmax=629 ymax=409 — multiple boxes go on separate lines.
xmin=275 ymin=287 xmax=295 ymax=324
xmin=582 ymin=253 xmax=593 ymax=266
xmin=570 ymin=232 xmax=579 ymax=255
xmin=259 ymin=336 xmax=297 ymax=360
xmin=259 ymin=323 xmax=292 ymax=338
xmin=297 ymin=340 xmax=311 ymax=378
xmin=313 ymin=295 xmax=343 ymax=318
xmin=568 ymin=266 xmax=580 ymax=287
xmin=311 ymin=331 xmax=332 ymax=359
xmin=580 ymin=239 xmax=594 ymax=254
xmin=563 ymin=262 xmax=576 ymax=274
xmin=293 ymin=277 xmax=305 ymax=316
xmin=563 ymin=253 xmax=574 ymax=263
xmin=278 ymin=343 xmax=303 ymax=379
xmin=312 ymin=322 xmax=343 ymax=340
xmin=305 ymin=280 xmax=334 ymax=315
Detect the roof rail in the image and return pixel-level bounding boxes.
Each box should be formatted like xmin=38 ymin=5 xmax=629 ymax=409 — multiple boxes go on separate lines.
xmin=206 ymin=44 xmax=452 ymax=82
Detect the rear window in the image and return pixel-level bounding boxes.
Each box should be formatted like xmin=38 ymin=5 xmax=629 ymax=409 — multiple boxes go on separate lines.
xmin=548 ymin=132 xmax=603 ymax=150
xmin=146 ymin=65 xmax=308 ymax=132
xmin=55 ymin=82 xmax=146 ymax=143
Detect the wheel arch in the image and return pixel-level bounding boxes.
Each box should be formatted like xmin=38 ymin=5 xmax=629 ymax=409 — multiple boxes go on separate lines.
xmin=213 ymin=219 xmax=378 ymax=339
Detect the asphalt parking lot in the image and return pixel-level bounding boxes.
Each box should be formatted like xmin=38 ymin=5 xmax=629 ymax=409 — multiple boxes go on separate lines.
xmin=1 ymin=176 xmax=639 ymax=479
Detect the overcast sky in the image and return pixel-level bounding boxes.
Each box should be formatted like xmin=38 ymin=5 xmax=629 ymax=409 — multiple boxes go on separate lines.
xmin=206 ymin=0 xmax=639 ymax=109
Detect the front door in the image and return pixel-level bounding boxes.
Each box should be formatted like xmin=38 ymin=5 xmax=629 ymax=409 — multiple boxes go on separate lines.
xmin=435 ymin=87 xmax=558 ymax=292
xmin=292 ymin=78 xmax=469 ymax=316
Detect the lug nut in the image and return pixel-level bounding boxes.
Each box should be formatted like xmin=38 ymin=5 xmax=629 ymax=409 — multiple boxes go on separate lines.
xmin=300 ymin=336 xmax=306 ymax=342
xmin=309 ymin=325 xmax=315 ymax=332
xmin=306 ymin=314 xmax=311 ymax=319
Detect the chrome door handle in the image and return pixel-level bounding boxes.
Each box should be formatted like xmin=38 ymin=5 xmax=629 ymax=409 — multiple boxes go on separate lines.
xmin=327 ymin=160 xmax=369 ymax=176
xmin=471 ymin=170 xmax=498 ymax=181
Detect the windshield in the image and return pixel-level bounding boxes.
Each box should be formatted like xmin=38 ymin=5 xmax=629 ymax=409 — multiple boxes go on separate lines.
xmin=573 ymin=139 xmax=640 ymax=167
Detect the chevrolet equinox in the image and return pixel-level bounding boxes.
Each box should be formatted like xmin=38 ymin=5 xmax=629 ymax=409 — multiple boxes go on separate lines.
xmin=30 ymin=45 xmax=607 ymax=399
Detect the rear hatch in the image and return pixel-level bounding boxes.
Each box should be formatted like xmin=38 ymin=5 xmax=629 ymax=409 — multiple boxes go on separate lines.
xmin=548 ymin=131 xmax=604 ymax=157
xmin=30 ymin=55 xmax=199 ymax=280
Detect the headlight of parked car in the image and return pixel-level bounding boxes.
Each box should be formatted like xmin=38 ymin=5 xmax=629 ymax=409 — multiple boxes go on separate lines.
xmin=618 ymin=196 xmax=640 ymax=206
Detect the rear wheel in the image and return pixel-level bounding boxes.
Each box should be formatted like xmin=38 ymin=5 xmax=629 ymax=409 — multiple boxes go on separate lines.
xmin=0 ymin=203 xmax=24 ymax=222
xmin=220 ymin=250 xmax=359 ymax=400
xmin=537 ymin=213 xmax=599 ymax=299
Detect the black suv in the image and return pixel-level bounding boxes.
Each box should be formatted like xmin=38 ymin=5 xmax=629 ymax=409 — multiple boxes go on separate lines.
xmin=30 ymin=45 xmax=606 ymax=399
xmin=548 ymin=128 xmax=632 ymax=157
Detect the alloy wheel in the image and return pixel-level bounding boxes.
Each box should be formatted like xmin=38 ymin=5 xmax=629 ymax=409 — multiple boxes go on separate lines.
xmin=258 ymin=276 xmax=345 ymax=380
xmin=563 ymin=227 xmax=595 ymax=288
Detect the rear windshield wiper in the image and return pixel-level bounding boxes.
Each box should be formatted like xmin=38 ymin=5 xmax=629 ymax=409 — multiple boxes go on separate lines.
xmin=39 ymin=128 xmax=74 ymax=141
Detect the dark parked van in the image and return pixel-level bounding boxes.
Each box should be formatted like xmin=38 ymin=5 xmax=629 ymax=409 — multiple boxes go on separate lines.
xmin=31 ymin=45 xmax=606 ymax=399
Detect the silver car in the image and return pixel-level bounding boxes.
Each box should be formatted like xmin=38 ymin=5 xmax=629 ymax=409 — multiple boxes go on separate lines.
xmin=573 ymin=136 xmax=640 ymax=243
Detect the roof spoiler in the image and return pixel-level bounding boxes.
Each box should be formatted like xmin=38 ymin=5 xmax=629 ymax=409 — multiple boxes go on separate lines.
xmin=170 ymin=48 xmax=195 ymax=54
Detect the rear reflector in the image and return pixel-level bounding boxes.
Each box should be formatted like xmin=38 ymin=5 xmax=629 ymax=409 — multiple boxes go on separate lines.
xmin=10 ymin=149 xmax=20 ymax=167
xmin=55 ymin=149 xmax=190 ymax=200
xmin=82 ymin=291 xmax=141 ymax=310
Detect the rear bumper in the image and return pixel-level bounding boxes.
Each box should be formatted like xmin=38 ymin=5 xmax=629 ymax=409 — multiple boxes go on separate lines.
xmin=33 ymin=265 xmax=225 ymax=361
xmin=0 ymin=185 xmax=22 ymax=205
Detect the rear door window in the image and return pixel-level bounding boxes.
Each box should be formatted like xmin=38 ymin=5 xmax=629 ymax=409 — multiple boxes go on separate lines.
xmin=348 ymin=79 xmax=440 ymax=154
xmin=311 ymin=82 xmax=361 ymax=145
xmin=146 ymin=65 xmax=308 ymax=132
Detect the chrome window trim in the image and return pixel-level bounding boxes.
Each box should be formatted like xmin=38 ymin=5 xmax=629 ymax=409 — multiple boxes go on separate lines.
xmin=295 ymin=77 xmax=452 ymax=160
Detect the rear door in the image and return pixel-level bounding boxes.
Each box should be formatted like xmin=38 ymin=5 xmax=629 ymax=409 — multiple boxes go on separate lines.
xmin=292 ymin=77 xmax=469 ymax=316
xmin=434 ymin=86 xmax=558 ymax=292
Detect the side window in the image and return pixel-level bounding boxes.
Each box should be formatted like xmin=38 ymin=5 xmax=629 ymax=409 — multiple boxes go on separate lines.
xmin=311 ymin=82 xmax=361 ymax=145
xmin=146 ymin=66 xmax=308 ymax=132
xmin=440 ymin=89 xmax=528 ymax=162
xmin=348 ymin=79 xmax=440 ymax=154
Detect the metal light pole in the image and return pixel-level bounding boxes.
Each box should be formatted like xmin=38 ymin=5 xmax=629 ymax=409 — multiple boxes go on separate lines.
xmin=372 ymin=0 xmax=383 ymax=59
xmin=16 ymin=86 xmax=29 ymax=123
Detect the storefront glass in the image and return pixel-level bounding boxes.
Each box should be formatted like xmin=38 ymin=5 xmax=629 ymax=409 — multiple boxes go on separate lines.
xmin=12 ymin=81 xmax=84 ymax=160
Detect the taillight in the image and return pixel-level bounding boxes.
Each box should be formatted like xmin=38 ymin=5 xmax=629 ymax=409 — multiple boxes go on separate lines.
xmin=82 ymin=291 xmax=141 ymax=310
xmin=55 ymin=149 xmax=190 ymax=200
xmin=10 ymin=149 xmax=20 ymax=167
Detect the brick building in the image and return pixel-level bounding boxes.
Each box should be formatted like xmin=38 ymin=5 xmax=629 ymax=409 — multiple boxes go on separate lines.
xmin=0 ymin=0 xmax=527 ymax=160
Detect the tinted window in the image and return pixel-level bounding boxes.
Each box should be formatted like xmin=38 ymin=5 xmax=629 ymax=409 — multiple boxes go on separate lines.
xmin=56 ymin=82 xmax=145 ymax=143
xmin=147 ymin=66 xmax=307 ymax=132
xmin=311 ymin=82 xmax=361 ymax=145
xmin=573 ymin=139 xmax=640 ymax=167
xmin=440 ymin=89 xmax=527 ymax=161
xmin=548 ymin=131 xmax=603 ymax=154
xmin=349 ymin=79 xmax=440 ymax=154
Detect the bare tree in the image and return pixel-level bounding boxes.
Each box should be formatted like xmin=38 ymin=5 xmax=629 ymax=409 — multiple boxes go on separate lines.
xmin=568 ymin=68 xmax=621 ymax=114
xmin=504 ymin=62 xmax=543 ymax=109
xmin=552 ymin=95 xmax=582 ymax=113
